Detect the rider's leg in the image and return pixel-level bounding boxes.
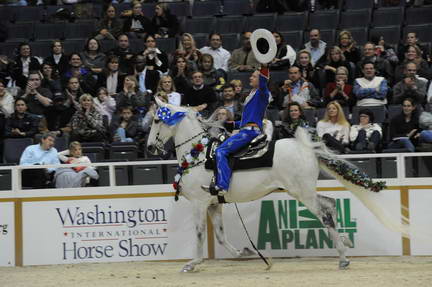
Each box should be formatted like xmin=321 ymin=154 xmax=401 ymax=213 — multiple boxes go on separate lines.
xmin=214 ymin=129 xmax=260 ymax=193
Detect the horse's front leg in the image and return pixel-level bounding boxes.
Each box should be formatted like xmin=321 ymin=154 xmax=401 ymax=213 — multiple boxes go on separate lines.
xmin=181 ymin=202 xmax=209 ymax=273
xmin=207 ymin=204 xmax=256 ymax=258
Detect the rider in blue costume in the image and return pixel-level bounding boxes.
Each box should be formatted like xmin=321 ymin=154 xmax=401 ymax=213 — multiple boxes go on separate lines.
xmin=203 ymin=65 xmax=270 ymax=196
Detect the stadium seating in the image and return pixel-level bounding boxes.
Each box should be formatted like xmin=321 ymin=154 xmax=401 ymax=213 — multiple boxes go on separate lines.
xmin=215 ymin=16 xmax=246 ymax=34
xmin=308 ymin=10 xmax=340 ymax=30
xmin=3 ymin=138 xmax=33 ymax=164
xmin=275 ymin=12 xmax=308 ymax=32
xmin=372 ymin=6 xmax=405 ymax=27
xmin=370 ymin=26 xmax=401 ymax=45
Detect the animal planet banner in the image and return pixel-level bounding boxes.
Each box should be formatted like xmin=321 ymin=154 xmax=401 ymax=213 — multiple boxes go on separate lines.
xmin=408 ymin=189 xmax=432 ymax=255
xmin=0 ymin=202 xmax=15 ymax=267
xmin=215 ymin=190 xmax=403 ymax=259
xmin=22 ymin=196 xmax=204 ymax=265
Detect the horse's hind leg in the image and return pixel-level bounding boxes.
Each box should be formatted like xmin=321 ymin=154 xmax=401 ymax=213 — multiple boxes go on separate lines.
xmin=317 ymin=194 xmax=352 ymax=269
xmin=207 ymin=204 xmax=256 ymax=257
xmin=181 ymin=202 xmax=209 ymax=273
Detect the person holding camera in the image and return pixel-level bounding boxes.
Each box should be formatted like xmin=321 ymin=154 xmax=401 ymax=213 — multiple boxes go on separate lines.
xmin=140 ymin=34 xmax=169 ymax=74
xmin=392 ymin=62 xmax=427 ymax=105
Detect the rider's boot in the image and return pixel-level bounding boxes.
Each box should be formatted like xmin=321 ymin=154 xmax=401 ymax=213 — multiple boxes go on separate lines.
xmin=201 ymin=177 xmax=227 ymax=196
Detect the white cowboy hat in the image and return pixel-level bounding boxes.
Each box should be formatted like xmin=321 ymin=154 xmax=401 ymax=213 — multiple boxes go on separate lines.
xmin=250 ymin=29 xmax=277 ymax=64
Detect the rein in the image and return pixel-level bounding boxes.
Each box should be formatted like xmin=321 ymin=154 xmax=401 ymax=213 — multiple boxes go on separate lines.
xmin=174 ymin=130 xmax=206 ymax=149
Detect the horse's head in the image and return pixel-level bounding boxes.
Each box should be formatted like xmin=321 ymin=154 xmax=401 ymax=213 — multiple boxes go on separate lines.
xmin=147 ymin=96 xmax=189 ymax=155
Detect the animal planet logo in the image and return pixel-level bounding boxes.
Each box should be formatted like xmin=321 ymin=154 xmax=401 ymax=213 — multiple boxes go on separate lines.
xmin=56 ymin=205 xmax=169 ymax=260
xmin=257 ymin=199 xmax=357 ymax=250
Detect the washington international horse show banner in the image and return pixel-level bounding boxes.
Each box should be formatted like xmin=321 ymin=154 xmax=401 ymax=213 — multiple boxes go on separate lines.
xmin=0 ymin=202 xmax=15 ymax=267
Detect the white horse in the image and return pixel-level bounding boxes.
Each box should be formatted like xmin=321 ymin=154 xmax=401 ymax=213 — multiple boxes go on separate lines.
xmin=147 ymin=97 xmax=409 ymax=272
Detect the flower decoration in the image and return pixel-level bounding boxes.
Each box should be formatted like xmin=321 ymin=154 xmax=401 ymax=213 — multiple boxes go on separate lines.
xmin=173 ymin=136 xmax=210 ymax=201
xmin=319 ymin=156 xmax=387 ymax=192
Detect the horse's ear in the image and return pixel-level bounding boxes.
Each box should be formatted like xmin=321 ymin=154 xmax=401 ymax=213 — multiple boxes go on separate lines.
xmin=154 ymin=96 xmax=166 ymax=108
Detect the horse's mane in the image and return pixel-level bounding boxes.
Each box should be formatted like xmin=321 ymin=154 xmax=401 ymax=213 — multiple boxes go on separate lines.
xmin=194 ymin=109 xmax=226 ymax=138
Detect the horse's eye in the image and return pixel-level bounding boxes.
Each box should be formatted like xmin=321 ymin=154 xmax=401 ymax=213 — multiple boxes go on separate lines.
xmin=154 ymin=119 xmax=160 ymax=124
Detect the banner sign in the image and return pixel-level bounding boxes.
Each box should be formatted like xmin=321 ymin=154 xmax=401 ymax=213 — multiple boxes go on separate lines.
xmin=409 ymin=189 xmax=432 ymax=255
xmin=22 ymin=195 xmax=203 ymax=265
xmin=216 ymin=191 xmax=403 ymax=258
xmin=0 ymin=202 xmax=15 ymax=267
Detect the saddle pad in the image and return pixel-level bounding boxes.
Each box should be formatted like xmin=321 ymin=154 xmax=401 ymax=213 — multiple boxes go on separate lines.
xmin=205 ymin=140 xmax=276 ymax=171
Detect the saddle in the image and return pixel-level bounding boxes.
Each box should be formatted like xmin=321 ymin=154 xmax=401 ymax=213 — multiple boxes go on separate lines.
xmin=205 ymin=132 xmax=275 ymax=171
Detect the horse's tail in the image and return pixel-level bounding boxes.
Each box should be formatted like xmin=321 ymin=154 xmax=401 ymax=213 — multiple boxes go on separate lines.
xmin=295 ymin=127 xmax=410 ymax=238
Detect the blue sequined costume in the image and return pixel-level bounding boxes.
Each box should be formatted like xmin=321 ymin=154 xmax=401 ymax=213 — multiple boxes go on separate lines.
xmin=215 ymin=68 xmax=270 ymax=191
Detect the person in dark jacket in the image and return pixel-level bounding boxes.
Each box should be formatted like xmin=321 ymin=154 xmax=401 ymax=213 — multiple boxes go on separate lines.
xmin=10 ymin=42 xmax=41 ymax=89
xmin=108 ymin=34 xmax=135 ymax=75
xmin=18 ymin=71 xmax=53 ymax=116
xmin=110 ymin=106 xmax=139 ymax=143
xmin=95 ymin=5 xmax=122 ymax=41
xmin=139 ymin=34 xmax=169 ymax=74
xmin=122 ymin=1 xmax=155 ymax=39
xmin=183 ymin=71 xmax=217 ymax=118
xmin=4 ymin=98 xmax=39 ymax=139
xmin=97 ymin=55 xmax=125 ymax=96
xmin=276 ymin=102 xmax=310 ymax=139
xmin=152 ymin=2 xmax=179 ymax=38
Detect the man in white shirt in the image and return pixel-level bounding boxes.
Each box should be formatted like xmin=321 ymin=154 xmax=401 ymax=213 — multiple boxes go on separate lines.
xmin=303 ymin=29 xmax=327 ymax=67
xmin=199 ymin=33 xmax=231 ymax=72
xmin=353 ymin=61 xmax=388 ymax=106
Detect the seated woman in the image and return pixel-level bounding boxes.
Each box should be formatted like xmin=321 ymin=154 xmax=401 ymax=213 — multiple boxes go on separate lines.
xmin=169 ymin=56 xmax=193 ymax=95
xmin=97 ymin=55 xmax=125 ymax=96
xmin=152 ymin=2 xmax=179 ymax=38
xmin=109 ymin=106 xmax=139 ymax=143
xmin=140 ymin=34 xmax=169 ymax=74
xmin=349 ymin=108 xmax=382 ymax=152
xmin=198 ymin=53 xmax=226 ymax=90
xmin=95 ymin=5 xmax=122 ymax=41
xmin=62 ymin=53 xmax=96 ymax=95
xmin=323 ymin=66 xmax=355 ymax=108
xmin=40 ymin=62 xmax=62 ymax=95
xmin=296 ymin=49 xmax=319 ymax=88
xmin=44 ymin=40 xmax=69 ymax=77
xmin=388 ymin=97 xmax=420 ymax=152
xmin=94 ymin=87 xmax=116 ymax=125
xmin=80 ymin=38 xmax=106 ymax=75
xmin=155 ymin=75 xmax=181 ymax=106
xmin=55 ymin=141 xmax=99 ymax=188
xmin=70 ymin=94 xmax=106 ymax=143
xmin=115 ymin=75 xmax=150 ymax=114
xmin=337 ymin=30 xmax=361 ymax=65
xmin=269 ymin=31 xmax=296 ymax=71
xmin=317 ymin=101 xmax=350 ymax=154
xmin=175 ymin=33 xmax=201 ymax=70
xmin=277 ymin=102 xmax=310 ymax=139
xmin=122 ymin=0 xmax=155 ymax=39
xmin=320 ymin=46 xmax=351 ymax=84
xmin=394 ymin=45 xmax=430 ymax=83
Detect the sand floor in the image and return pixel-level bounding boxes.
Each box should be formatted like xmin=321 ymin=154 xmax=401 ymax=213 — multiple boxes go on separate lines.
xmin=1 ymin=257 xmax=432 ymax=287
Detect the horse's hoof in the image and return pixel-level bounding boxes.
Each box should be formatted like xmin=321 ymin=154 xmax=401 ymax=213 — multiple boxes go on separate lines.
xmin=339 ymin=260 xmax=350 ymax=270
xmin=180 ymin=264 xmax=194 ymax=273
xmin=240 ymin=247 xmax=256 ymax=257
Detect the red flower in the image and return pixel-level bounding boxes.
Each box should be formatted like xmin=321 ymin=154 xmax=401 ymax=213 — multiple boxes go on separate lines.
xmin=181 ymin=161 xmax=189 ymax=169
xmin=195 ymin=143 xmax=204 ymax=152
xmin=173 ymin=182 xmax=178 ymax=190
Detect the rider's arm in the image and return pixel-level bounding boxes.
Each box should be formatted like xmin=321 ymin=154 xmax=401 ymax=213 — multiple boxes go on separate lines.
xmin=259 ymin=65 xmax=270 ymax=94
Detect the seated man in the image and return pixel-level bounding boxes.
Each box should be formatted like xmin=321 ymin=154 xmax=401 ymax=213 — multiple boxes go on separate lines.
xmin=4 ymin=98 xmax=40 ymax=139
xmin=353 ymin=61 xmax=388 ymax=106
xmin=18 ymin=71 xmax=53 ymax=116
xmin=392 ymin=62 xmax=427 ymax=105
xmin=281 ymin=66 xmax=320 ymax=109
xmin=202 ymin=65 xmax=270 ymax=196
xmin=20 ymin=132 xmax=60 ymax=189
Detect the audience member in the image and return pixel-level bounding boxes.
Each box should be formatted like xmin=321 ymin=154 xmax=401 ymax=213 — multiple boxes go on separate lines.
xmin=70 ymin=94 xmax=106 ymax=142
xmin=122 ymin=0 xmax=155 ymax=39
xmin=176 ymin=33 xmax=201 ymax=69
xmin=337 ymin=30 xmax=361 ymax=65
xmin=95 ymin=5 xmax=122 ymax=41
xmin=199 ymin=33 xmax=231 ymax=72
xmin=152 ymin=2 xmax=180 ymax=38
xmin=218 ymin=84 xmax=242 ymax=120
xmin=155 ymin=75 xmax=181 ymax=106
xmin=94 ymin=87 xmax=116 ymax=125
xmin=388 ymin=98 xmax=420 ymax=152
xmin=40 ymin=62 xmax=62 ymax=95
xmin=394 ymin=45 xmax=430 ymax=83
xmin=398 ymin=32 xmax=429 ymax=62
xmin=392 ymin=62 xmax=427 ymax=105
xmin=56 ymin=141 xmax=99 ymax=188
xmin=44 ymin=40 xmax=69 ymax=76
xmin=419 ymin=111 xmax=432 ymax=144
xmin=169 ymin=56 xmax=192 ymax=96
xmin=43 ymin=93 xmax=74 ymax=138
xmin=228 ymin=32 xmax=260 ymax=72
xmin=198 ymin=54 xmax=226 ymax=89
xmin=296 ymin=50 xmax=319 ymax=87
xmin=4 ymin=98 xmax=39 ymax=139
xmin=140 ymin=34 xmax=169 ymax=73
xmin=320 ymin=46 xmax=351 ymax=83
xmin=277 ymin=102 xmax=310 ymax=139
xmin=317 ymin=101 xmax=350 ymax=153
xmin=80 ymin=38 xmax=106 ymax=74
xmin=369 ymin=34 xmax=399 ymax=66
xmin=324 ymin=66 xmax=355 ymax=108
xmin=62 ymin=53 xmax=96 ymax=94
xmin=20 ymin=132 xmax=60 ymax=189
xmin=280 ymin=66 xmax=319 ymax=109
xmin=358 ymin=42 xmax=394 ymax=84
xmin=269 ymin=31 xmax=296 ymax=71
xmin=97 ymin=55 xmax=125 ymax=96
xmin=110 ymin=106 xmax=139 ymax=143
xmin=116 ymin=75 xmax=150 ymax=113
xmin=0 ymin=78 xmax=14 ymax=118
xmin=303 ymin=29 xmax=327 ymax=67
xmin=18 ymin=71 xmax=53 ymax=115
xmin=183 ymin=71 xmax=217 ymax=117
xmin=349 ymin=108 xmax=382 ymax=152
xmin=10 ymin=43 xmax=41 ymax=89
xmin=108 ymin=34 xmax=135 ymax=75
xmin=134 ymin=54 xmax=161 ymax=94
xmin=353 ymin=61 xmax=388 ymax=106
xmin=230 ymin=79 xmax=245 ymax=101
